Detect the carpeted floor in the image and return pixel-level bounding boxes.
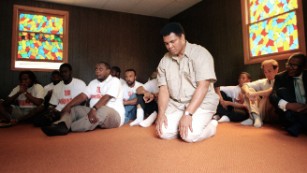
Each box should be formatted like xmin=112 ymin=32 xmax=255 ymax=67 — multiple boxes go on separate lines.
xmin=0 ymin=122 xmax=307 ymax=173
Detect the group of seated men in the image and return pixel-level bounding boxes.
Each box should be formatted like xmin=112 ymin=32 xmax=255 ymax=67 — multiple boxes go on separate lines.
xmin=0 ymin=62 xmax=159 ymax=135
xmin=0 ymin=53 xmax=306 ymax=139
xmin=214 ymin=54 xmax=307 ymax=137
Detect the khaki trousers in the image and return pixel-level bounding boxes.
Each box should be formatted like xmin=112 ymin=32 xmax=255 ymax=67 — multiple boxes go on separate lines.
xmin=58 ymin=105 xmax=121 ymax=132
xmin=244 ymin=88 xmax=278 ymax=122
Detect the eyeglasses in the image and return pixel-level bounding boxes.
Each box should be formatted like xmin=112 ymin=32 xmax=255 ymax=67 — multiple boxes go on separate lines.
xmin=286 ymin=62 xmax=301 ymax=69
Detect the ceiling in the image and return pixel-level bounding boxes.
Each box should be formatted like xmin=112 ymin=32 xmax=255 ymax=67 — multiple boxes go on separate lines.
xmin=38 ymin=0 xmax=202 ymax=19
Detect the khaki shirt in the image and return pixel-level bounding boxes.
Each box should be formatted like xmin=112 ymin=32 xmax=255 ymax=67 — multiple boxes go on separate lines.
xmin=157 ymin=41 xmax=219 ymax=111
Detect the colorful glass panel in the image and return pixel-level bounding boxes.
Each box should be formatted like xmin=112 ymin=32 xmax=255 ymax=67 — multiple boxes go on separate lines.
xmin=17 ymin=13 xmax=64 ymax=60
xmin=19 ymin=13 xmax=63 ymax=34
xmin=249 ymin=0 xmax=298 ymax=23
xmin=18 ymin=32 xmax=63 ymax=60
xmin=249 ymin=11 xmax=298 ymax=57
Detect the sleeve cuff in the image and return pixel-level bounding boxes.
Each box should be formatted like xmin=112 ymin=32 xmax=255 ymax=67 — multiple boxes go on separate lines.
xmin=278 ymin=99 xmax=288 ymax=112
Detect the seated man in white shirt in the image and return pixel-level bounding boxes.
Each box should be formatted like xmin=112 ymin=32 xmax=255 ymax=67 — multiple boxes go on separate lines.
xmin=41 ymin=61 xmax=125 ymax=136
xmin=214 ymin=72 xmax=251 ymax=123
xmin=111 ymin=66 xmax=126 ymax=86
xmin=136 ymin=70 xmax=159 ymax=127
xmin=43 ymin=70 xmax=61 ymax=108
xmin=122 ymin=69 xmax=144 ymax=125
xmin=34 ymin=63 xmax=86 ymax=127
xmin=0 ymin=71 xmax=45 ymax=127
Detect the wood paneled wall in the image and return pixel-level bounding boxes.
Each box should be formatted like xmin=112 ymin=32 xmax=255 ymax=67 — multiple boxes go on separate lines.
xmin=171 ymin=0 xmax=307 ymax=86
xmin=1 ymin=0 xmax=307 ymax=98
xmin=0 ymin=0 xmax=167 ymax=98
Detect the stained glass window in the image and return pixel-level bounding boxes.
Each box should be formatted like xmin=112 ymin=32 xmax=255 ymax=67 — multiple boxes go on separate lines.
xmin=12 ymin=5 xmax=69 ymax=71
xmin=249 ymin=11 xmax=298 ymax=56
xmin=241 ymin=0 xmax=305 ymax=64
xmin=249 ymin=0 xmax=298 ymax=23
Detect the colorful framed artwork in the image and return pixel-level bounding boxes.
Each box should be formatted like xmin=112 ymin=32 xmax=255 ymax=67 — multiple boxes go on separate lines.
xmin=11 ymin=5 xmax=69 ymax=71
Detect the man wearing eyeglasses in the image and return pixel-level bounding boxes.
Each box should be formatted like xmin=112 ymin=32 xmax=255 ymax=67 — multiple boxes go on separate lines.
xmin=270 ymin=53 xmax=307 ymax=137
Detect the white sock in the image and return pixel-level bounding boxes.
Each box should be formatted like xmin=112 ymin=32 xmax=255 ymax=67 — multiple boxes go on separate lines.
xmin=130 ymin=108 xmax=144 ymax=126
xmin=252 ymin=113 xmax=262 ymax=128
xmin=140 ymin=111 xmax=157 ymax=127
xmin=241 ymin=118 xmax=253 ymax=126
xmin=218 ymin=116 xmax=230 ymax=123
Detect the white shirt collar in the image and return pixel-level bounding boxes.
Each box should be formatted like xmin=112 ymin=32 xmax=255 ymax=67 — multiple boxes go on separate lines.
xmin=295 ymin=73 xmax=303 ymax=80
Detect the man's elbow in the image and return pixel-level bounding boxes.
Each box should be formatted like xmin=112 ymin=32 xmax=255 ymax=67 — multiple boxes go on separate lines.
xmin=79 ymin=93 xmax=88 ymax=101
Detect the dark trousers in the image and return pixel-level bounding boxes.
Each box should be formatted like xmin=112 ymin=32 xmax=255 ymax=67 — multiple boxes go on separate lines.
xmin=137 ymin=94 xmax=158 ymax=118
xmin=216 ymin=91 xmax=248 ymax=122
xmin=275 ymin=88 xmax=307 ymax=130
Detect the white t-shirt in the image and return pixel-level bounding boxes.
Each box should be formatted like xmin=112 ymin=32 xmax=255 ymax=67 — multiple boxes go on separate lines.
xmin=44 ymin=82 xmax=55 ymax=96
xmin=83 ymin=75 xmax=125 ymax=126
xmin=49 ymin=78 xmax=86 ymax=111
xmin=143 ymin=79 xmax=158 ymax=94
xmin=122 ymin=81 xmax=143 ymax=100
xmin=9 ymin=83 xmax=45 ymax=108
xmin=220 ymin=85 xmax=241 ymax=102
xmin=120 ymin=78 xmax=126 ymax=86
xmin=44 ymin=82 xmax=61 ymax=97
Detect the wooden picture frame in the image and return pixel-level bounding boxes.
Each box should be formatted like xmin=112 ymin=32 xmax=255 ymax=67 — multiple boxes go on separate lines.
xmin=11 ymin=5 xmax=69 ymax=71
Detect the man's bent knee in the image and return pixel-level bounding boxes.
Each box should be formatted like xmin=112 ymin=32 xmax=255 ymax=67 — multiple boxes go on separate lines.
xmin=181 ymin=131 xmax=202 ymax=143
xmin=158 ymin=131 xmax=177 ymax=140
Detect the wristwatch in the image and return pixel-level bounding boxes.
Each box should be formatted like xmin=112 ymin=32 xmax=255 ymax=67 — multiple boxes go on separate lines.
xmin=184 ymin=111 xmax=193 ymax=116
xmin=92 ymin=105 xmax=98 ymax=111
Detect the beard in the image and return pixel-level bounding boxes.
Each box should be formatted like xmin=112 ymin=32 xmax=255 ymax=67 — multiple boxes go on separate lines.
xmin=126 ymin=80 xmax=135 ymax=87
